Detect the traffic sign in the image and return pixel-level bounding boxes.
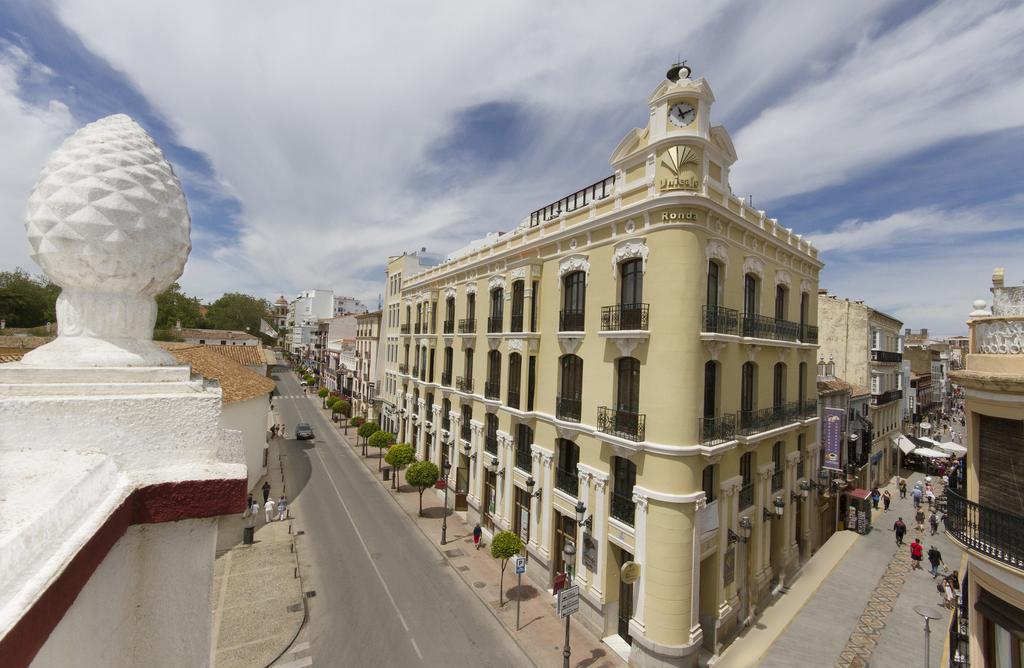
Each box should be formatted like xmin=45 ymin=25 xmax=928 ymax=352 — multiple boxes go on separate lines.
xmin=557 ymin=585 xmax=580 ymax=618
xmin=515 ymin=556 xmax=527 ymax=574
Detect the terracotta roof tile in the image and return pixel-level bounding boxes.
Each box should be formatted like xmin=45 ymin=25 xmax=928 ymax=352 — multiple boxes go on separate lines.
xmin=196 ymin=344 xmax=268 ymax=367
xmin=156 ymin=342 xmax=275 ymax=403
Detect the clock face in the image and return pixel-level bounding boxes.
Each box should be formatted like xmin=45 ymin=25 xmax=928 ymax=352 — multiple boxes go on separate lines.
xmin=668 ymin=103 xmax=696 ymax=128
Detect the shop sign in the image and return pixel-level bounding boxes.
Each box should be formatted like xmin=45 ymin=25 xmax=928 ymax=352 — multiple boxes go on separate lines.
xmin=581 ymin=532 xmax=598 ymax=571
xmin=822 ymin=407 xmax=844 ymax=471
xmin=723 ymin=547 xmax=735 ymax=585
xmin=659 ymin=209 xmax=700 ymax=222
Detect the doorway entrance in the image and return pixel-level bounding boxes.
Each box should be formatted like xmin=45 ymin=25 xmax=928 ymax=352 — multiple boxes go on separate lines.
xmin=616 ymin=547 xmax=634 ymax=644
xmin=483 ymin=470 xmax=496 ymax=531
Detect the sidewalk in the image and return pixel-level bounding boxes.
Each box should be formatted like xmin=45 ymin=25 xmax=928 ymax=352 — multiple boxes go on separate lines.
xmin=325 ymin=405 xmax=624 ymax=668
xmin=211 ymin=435 xmax=306 ymax=668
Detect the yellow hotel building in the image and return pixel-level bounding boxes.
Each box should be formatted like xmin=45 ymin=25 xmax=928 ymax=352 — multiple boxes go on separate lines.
xmin=380 ymin=68 xmax=822 ymax=666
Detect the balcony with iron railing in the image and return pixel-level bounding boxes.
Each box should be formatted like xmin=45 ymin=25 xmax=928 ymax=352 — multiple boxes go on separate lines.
xmin=460 ymin=423 xmax=471 ymax=442
xmin=945 ymin=488 xmax=1023 ymax=572
xmin=507 ymin=390 xmax=520 ymax=410
xmin=597 ymin=406 xmax=646 ymax=442
xmin=610 ymin=491 xmax=636 ymax=526
xmin=398 ymin=363 xmax=409 ymax=375
xmin=699 ymin=414 xmax=736 ymax=445
xmin=487 ymin=316 xmax=503 ymax=334
xmin=411 ymin=365 xmax=420 ymax=377
xmin=414 ymin=323 xmax=422 ymax=334
xmin=871 ymin=349 xmax=902 ymax=363
xmin=484 ymin=435 xmax=498 ymax=455
xmin=737 ymin=402 xmax=801 ymax=436
xmin=510 ymin=313 xmax=524 ymax=333
xmin=456 ymin=376 xmax=473 ymax=393
xmin=559 ymin=309 xmax=585 ymax=332
xmin=458 ymin=318 xmax=476 ymax=334
xmin=440 ymin=372 xmax=451 ymax=387
xmin=601 ymin=303 xmax=649 ymax=331
xmin=400 ymin=324 xmax=410 ymax=335
xmin=741 ymin=313 xmax=802 ymax=342
xmin=556 ymin=394 xmax=582 ymax=422
xmin=484 ymin=381 xmax=500 ymax=400
xmin=529 ymin=174 xmax=615 ymax=227
xmin=555 ymin=468 xmax=579 ymax=496
xmin=871 ymin=389 xmax=903 ymax=406
xmin=701 ymin=305 xmax=739 ymax=335
xmin=800 ymin=398 xmax=818 ymax=418
xmin=443 ymin=320 xmax=455 ymax=334
xmin=801 ymin=324 xmax=818 ymax=344
xmin=515 ymin=447 xmax=532 ymax=473
xmin=739 ymin=483 xmax=754 ymax=509
xmin=771 ymin=469 xmax=783 ymax=492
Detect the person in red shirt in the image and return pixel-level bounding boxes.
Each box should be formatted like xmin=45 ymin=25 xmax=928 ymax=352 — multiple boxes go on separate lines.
xmin=910 ymin=539 xmax=924 ymax=570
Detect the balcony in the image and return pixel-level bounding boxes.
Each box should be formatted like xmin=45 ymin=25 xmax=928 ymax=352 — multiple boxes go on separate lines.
xmin=460 ymin=424 xmax=471 ymax=442
xmin=414 ymin=323 xmax=422 ymax=334
xmin=458 ymin=318 xmax=476 ymax=334
xmin=871 ymin=349 xmax=903 ymax=363
xmin=801 ymin=324 xmax=818 ymax=344
xmin=800 ymin=398 xmax=818 ymax=418
xmin=946 ymin=489 xmax=1023 ymax=572
xmin=771 ymin=469 xmax=783 ymax=492
xmin=411 ymin=366 xmax=420 ymax=377
xmin=440 ymin=372 xmax=451 ymax=387
xmin=529 ymin=174 xmax=615 ymax=227
xmin=597 ymin=406 xmax=646 ymax=442
xmin=556 ymin=394 xmax=582 ymax=422
xmin=737 ymin=402 xmax=801 ymax=436
xmin=510 ymin=313 xmax=524 ymax=333
xmin=610 ymin=491 xmax=635 ymax=526
xmin=601 ymin=303 xmax=649 ymax=331
xmin=555 ymin=468 xmax=579 ymax=496
xmin=398 ymin=363 xmax=409 ymax=375
xmin=484 ymin=435 xmax=498 ymax=455
xmin=559 ymin=309 xmax=585 ymax=332
xmin=741 ymin=313 xmax=802 ymax=342
xmin=400 ymin=324 xmax=410 ymax=335
xmin=443 ymin=320 xmax=454 ymax=334
xmin=701 ymin=305 xmax=739 ymax=335
xmin=515 ymin=447 xmax=532 ymax=473
xmin=699 ymin=414 xmax=736 ymax=445
xmin=484 ymin=381 xmax=500 ymax=400
xmin=871 ymin=389 xmax=903 ymax=406
xmin=487 ymin=316 xmax=503 ymax=334
xmin=507 ymin=390 xmax=520 ymax=410
xmin=456 ymin=376 xmax=474 ymax=393
xmin=739 ymin=483 xmax=754 ymax=510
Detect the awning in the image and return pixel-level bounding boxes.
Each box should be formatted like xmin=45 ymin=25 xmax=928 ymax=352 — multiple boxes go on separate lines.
xmin=847 ymin=488 xmax=871 ymax=500
xmin=938 ymin=441 xmax=967 ymax=456
xmin=919 ymin=436 xmax=942 ymax=447
xmin=893 ymin=435 xmax=917 ymax=455
xmin=912 ymin=447 xmax=948 ymax=458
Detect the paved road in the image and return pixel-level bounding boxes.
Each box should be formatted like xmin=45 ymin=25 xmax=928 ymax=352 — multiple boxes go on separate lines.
xmin=271 ymin=368 xmax=531 ymax=667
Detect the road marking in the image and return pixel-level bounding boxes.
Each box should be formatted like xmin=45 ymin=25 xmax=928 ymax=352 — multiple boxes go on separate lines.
xmin=274 ymin=656 xmax=312 ymax=668
xmin=313 ymin=445 xmax=422 ymax=662
xmin=290 ymin=641 xmax=310 ymax=653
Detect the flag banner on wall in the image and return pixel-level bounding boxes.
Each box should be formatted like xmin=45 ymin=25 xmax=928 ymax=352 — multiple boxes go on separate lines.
xmin=822 ymin=407 xmax=844 ymax=471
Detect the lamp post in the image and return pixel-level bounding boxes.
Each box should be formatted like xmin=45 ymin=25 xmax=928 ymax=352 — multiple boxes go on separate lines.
xmin=913 ymin=605 xmax=943 ymax=668
xmin=562 ymin=540 xmax=577 ymax=668
xmin=441 ymin=460 xmax=452 ymax=545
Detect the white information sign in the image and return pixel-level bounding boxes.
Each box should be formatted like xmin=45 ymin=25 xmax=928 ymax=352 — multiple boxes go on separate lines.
xmin=557 ymin=585 xmax=580 ymax=618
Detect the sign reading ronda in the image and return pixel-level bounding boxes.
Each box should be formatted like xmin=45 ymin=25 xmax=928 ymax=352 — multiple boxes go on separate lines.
xmin=659 ymin=208 xmax=703 ymax=223
xmin=658 ymin=144 xmax=702 ymax=191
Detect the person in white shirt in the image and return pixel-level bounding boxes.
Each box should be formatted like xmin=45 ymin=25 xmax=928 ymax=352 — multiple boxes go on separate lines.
xmin=264 ymin=498 xmax=275 ymax=523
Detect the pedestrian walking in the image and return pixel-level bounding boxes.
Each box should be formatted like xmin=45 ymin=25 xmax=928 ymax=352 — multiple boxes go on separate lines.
xmin=262 ymin=481 xmax=271 ymax=503
xmin=248 ymin=499 xmax=260 ymax=528
xmin=912 ymin=486 xmax=922 ymax=509
xmin=910 ymin=539 xmax=924 ymax=570
xmin=264 ymin=497 xmax=275 ymax=523
xmin=915 ymin=508 xmax=926 ymax=532
xmin=883 ymin=489 xmax=892 ymax=512
xmin=473 ymin=523 xmax=482 ymax=550
xmin=893 ymin=518 xmax=907 ymax=546
xmin=928 ymin=545 xmax=943 ymax=577
xmin=276 ymin=495 xmax=287 ymax=520
xmin=898 ymin=478 xmax=907 ymax=499
xmin=943 ymin=577 xmax=956 ymax=609
xmin=870 ymin=487 xmax=880 ymax=510
xmin=929 ymin=511 xmax=939 ymax=535
xmin=926 ymin=488 xmax=936 ymax=510
xmin=246 ymin=494 xmax=253 ymax=513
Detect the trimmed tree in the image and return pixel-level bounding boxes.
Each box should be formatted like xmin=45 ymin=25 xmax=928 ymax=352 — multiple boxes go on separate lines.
xmin=384 ymin=444 xmax=416 ymax=490
xmin=336 ymin=399 xmax=350 ymax=418
xmin=357 ymin=420 xmax=379 ymax=456
xmin=368 ymin=430 xmax=395 ymax=470
xmin=318 ymin=387 xmax=329 ymax=407
xmin=348 ymin=415 xmax=364 ymax=436
xmin=490 ymin=531 xmax=524 ymax=607
xmin=405 ymin=460 xmax=440 ymax=516
xmin=303 ymin=374 xmax=314 ymax=386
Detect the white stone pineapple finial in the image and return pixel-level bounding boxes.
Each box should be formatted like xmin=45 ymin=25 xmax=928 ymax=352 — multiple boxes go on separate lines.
xmin=21 ymin=114 xmax=191 ymax=367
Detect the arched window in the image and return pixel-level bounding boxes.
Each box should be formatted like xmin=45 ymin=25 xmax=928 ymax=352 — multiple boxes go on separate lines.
xmin=515 ymin=422 xmax=533 ymax=473
xmin=702 ymin=464 xmax=717 ymax=503
xmin=486 ymin=350 xmax=501 ymax=399
xmin=744 ymin=273 xmax=759 ymax=316
xmin=511 ymin=280 xmax=525 ymax=332
xmin=611 ymin=456 xmax=637 ymax=525
xmin=616 ymin=357 xmax=641 ymax=414
xmin=484 ymin=413 xmax=498 ymax=454
xmin=772 ymin=441 xmax=784 ymax=491
xmin=558 ymin=355 xmax=583 ymax=422
xmin=463 ymin=347 xmax=474 ymax=385
xmin=441 ymin=397 xmax=451 ymax=431
xmin=703 ymin=360 xmax=719 ymax=418
xmin=619 ymin=259 xmax=644 ymax=329
xmin=561 ymin=271 xmax=586 ymax=332
xmin=507 ymin=352 xmax=522 ymax=409
xmin=773 ymin=362 xmax=787 ymax=410
xmin=460 ymin=403 xmax=472 ymax=441
xmin=488 ymin=288 xmax=504 ymax=333
xmin=707 ymin=260 xmax=722 ymax=309
xmin=555 ymin=439 xmax=580 ymax=496
xmin=798 ymin=362 xmax=807 ymax=407
xmin=443 ymin=346 xmax=453 ymax=386
xmin=444 ymin=296 xmax=455 ymax=333
xmin=775 ymin=283 xmax=788 ymax=321
xmin=740 ymin=362 xmax=757 ymax=431
xmin=739 ymin=452 xmax=754 ymax=509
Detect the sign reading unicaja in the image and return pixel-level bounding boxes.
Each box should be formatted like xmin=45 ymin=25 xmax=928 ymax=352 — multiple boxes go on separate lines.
xmin=659 ymin=144 xmax=701 ymax=191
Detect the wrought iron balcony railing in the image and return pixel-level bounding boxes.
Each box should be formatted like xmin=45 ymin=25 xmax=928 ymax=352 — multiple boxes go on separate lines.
xmin=559 ymin=309 xmax=585 ymax=332
xmin=610 ymin=491 xmax=635 ymax=526
xmin=739 ymin=483 xmax=754 ymax=509
xmin=946 ymin=488 xmax=1023 ymax=572
xmin=601 ymin=303 xmax=649 ymax=331
xmin=487 ymin=316 xmax=503 ymax=333
xmin=398 ymin=363 xmax=409 ymax=374
xmin=460 ymin=423 xmax=471 ymax=442
xmin=529 ymin=174 xmax=615 ymax=227
xmin=510 ymin=313 xmax=524 ymax=333
xmin=800 ymin=398 xmax=818 ymax=419
xmin=555 ymin=468 xmax=579 ymax=496
xmin=443 ymin=320 xmax=455 ymax=334
xmin=458 ymin=318 xmax=476 ymax=334
xmin=484 ymin=381 xmax=500 ymax=400
xmin=556 ymin=394 xmax=582 ymax=422
xmin=871 ymin=349 xmax=903 ymax=363
xmin=400 ymin=324 xmax=410 ymax=334
xmin=440 ymin=372 xmax=451 ymax=387
xmin=871 ymin=389 xmax=903 ymax=406
xmin=801 ymin=324 xmax=818 ymax=344
xmin=741 ymin=313 xmax=802 ymax=342
xmin=737 ymin=402 xmax=801 ymax=436
xmin=484 ymin=435 xmax=498 ymax=455
xmin=507 ymin=390 xmax=520 ymax=410
xmin=699 ymin=414 xmax=736 ymax=445
xmin=456 ymin=376 xmax=473 ymax=393
xmin=771 ymin=470 xmax=783 ymax=492
xmin=597 ymin=406 xmax=646 ymax=442
xmin=515 ymin=447 xmax=532 ymax=473
xmin=702 ymin=305 xmax=739 ymax=335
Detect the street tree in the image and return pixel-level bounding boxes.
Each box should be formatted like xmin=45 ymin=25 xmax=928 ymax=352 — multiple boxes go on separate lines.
xmin=348 ymin=415 xmax=364 ymax=436
xmin=368 ymin=430 xmax=395 ymax=470
xmin=318 ymin=387 xmax=329 ymax=407
xmin=203 ymin=292 xmax=271 ymax=339
xmin=384 ymin=444 xmax=415 ymax=490
xmin=405 ymin=460 xmax=439 ymax=516
xmin=335 ymin=400 xmax=351 ymax=418
xmin=357 ymin=420 xmax=379 ymax=456
xmin=0 ymin=268 xmax=60 ymax=328
xmin=490 ymin=531 xmax=524 ymax=607
xmin=154 ymin=282 xmax=202 ymax=330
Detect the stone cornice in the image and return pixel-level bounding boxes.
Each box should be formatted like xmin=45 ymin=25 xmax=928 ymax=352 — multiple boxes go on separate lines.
xmin=949 ymin=369 xmax=1024 ymax=393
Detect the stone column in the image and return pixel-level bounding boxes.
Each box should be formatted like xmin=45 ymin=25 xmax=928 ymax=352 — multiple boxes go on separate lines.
xmin=539 ymin=449 xmax=553 ymax=559
xmin=430 ymin=405 xmax=443 ymax=469
xmin=630 ymin=491 xmax=649 ymax=629
xmin=690 ymin=495 xmax=706 ymax=647
xmin=416 ymin=399 xmax=427 ymax=460
xmin=786 ymin=450 xmax=802 ymax=572
xmin=592 ymin=473 xmax=608 ymax=598
xmin=575 ymin=470 xmax=592 ymax=589
xmin=806 ymin=442 xmax=821 ymax=550
xmin=500 ymin=433 xmax=514 ymax=526
xmin=470 ymin=420 xmax=484 ymax=505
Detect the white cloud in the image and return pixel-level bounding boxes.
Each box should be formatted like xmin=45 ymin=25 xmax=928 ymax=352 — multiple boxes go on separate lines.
xmin=0 ymin=41 xmax=73 ymax=276
xmin=731 ymin=0 xmax=1024 ymax=201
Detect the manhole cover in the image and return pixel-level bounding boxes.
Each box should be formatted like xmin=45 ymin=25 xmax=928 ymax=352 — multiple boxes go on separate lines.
xmin=457 ymin=565 xmax=470 ymax=572
xmin=305 ymin=590 xmax=316 ymax=598
xmin=287 ymin=603 xmax=302 ymax=613
xmin=444 ymin=548 xmax=465 ymax=558
xmin=473 ymin=582 xmax=486 ymax=589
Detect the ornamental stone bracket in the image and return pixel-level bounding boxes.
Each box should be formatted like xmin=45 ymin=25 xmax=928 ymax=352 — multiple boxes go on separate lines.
xmin=742 ymin=255 xmax=765 ymax=279
xmin=488 ymin=275 xmax=506 ymax=293
xmin=611 ymin=239 xmax=649 ymax=277
xmin=486 ymin=334 xmax=502 ymax=351
xmin=703 ymin=340 xmax=726 ymax=361
xmin=465 ymin=282 xmax=477 ymax=295
xmin=557 ymin=333 xmax=584 ymax=355
xmin=557 ymin=255 xmax=590 ymax=287
xmin=598 ymin=331 xmax=649 ymax=357
xmin=705 ymin=239 xmax=729 ymax=269
xmin=775 ymin=270 xmax=792 ymax=289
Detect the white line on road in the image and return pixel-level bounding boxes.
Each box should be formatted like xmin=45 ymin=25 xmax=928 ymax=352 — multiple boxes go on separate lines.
xmin=312 ymin=445 xmax=422 ymax=662
xmin=273 ymin=656 xmax=312 ymax=668
xmin=289 ymin=641 xmax=310 ymax=653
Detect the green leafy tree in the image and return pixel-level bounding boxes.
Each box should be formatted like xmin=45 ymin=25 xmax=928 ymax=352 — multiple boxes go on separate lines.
xmin=405 ymin=460 xmax=440 ymax=516
xmin=490 ymin=531 xmax=524 ymax=606
xmin=203 ymin=292 xmax=271 ymax=339
xmin=318 ymin=387 xmax=329 ymax=407
xmin=303 ymin=374 xmax=314 ymax=385
xmin=384 ymin=444 xmax=415 ymax=490
xmin=357 ymin=421 xmax=379 ymax=456
xmin=348 ymin=415 xmax=364 ymax=436
xmin=335 ymin=400 xmax=351 ymax=418
xmin=154 ymin=282 xmax=202 ymax=330
xmin=0 ymin=268 xmax=60 ymax=328
xmin=368 ymin=430 xmax=395 ymax=470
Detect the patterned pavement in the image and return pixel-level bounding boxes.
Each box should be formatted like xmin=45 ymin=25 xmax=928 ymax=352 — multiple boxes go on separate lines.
xmin=835 ymin=546 xmax=913 ymax=667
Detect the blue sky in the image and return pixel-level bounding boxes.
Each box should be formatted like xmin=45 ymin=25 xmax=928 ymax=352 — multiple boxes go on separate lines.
xmin=1 ymin=0 xmax=1022 ymax=335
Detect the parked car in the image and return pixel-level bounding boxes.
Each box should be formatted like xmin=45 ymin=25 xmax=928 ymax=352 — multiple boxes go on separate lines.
xmin=295 ymin=423 xmax=314 ymax=440
xmin=299 ymin=379 xmax=308 ymax=387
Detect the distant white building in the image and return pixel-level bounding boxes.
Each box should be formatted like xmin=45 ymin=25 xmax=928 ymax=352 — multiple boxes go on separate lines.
xmin=176 ymin=327 xmax=259 ymax=347
xmin=334 ymin=295 xmax=368 ymax=315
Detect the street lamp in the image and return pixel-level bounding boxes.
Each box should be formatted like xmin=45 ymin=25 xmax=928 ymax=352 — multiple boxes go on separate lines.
xmin=440 ymin=460 xmax=452 ymax=545
xmin=913 ymin=605 xmax=943 ymax=668
xmin=764 ymin=497 xmax=785 ymax=521
xmin=561 ymin=541 xmax=577 ymax=668
xmin=574 ymin=500 xmax=592 ymax=531
xmin=526 ymin=475 xmax=541 ymax=500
